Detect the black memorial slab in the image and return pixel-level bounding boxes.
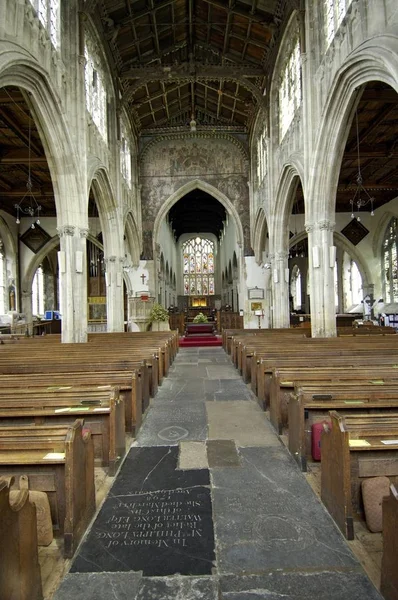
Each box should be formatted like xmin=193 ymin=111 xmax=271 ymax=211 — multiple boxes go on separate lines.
xmin=70 ymin=446 xmax=215 ymax=576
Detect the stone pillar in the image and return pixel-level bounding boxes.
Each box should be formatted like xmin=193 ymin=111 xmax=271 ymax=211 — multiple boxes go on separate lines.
xmin=105 ymin=255 xmax=124 ymax=332
xmin=270 ymin=251 xmax=290 ymax=328
xmin=306 ymin=220 xmax=336 ymax=337
xmin=21 ymin=290 xmax=33 ymax=336
xmin=57 ymin=225 xmax=88 ymax=343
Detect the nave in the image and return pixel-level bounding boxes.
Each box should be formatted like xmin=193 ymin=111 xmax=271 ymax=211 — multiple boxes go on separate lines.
xmin=53 ymin=347 xmax=382 ymax=600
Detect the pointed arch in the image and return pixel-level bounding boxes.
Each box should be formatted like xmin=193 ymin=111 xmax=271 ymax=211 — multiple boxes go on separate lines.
xmin=252 ymin=208 xmax=269 ymax=264
xmin=0 ymin=44 xmax=83 ymax=223
xmin=89 ymin=168 xmax=122 ymax=258
xmin=124 ymin=212 xmax=141 ymax=268
xmin=272 ymin=164 xmax=304 ymax=253
xmin=152 ymin=179 xmax=244 ymax=254
xmin=309 ymin=35 xmax=398 ymax=221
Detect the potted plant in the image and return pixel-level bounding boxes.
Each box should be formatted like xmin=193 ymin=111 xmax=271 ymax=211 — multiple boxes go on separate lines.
xmin=149 ymin=303 xmax=170 ymax=331
xmin=193 ymin=312 xmax=208 ymax=323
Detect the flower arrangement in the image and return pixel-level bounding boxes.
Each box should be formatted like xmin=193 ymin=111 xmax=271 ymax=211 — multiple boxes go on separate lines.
xmin=193 ymin=312 xmax=208 ymax=323
xmin=149 ymin=303 xmax=169 ymax=322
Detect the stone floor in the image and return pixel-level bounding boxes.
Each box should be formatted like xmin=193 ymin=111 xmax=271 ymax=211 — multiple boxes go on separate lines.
xmin=53 ymin=347 xmax=383 ymax=600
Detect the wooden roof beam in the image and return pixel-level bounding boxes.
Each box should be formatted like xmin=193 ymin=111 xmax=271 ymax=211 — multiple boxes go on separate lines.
xmin=118 ymin=0 xmax=175 ymax=27
xmin=121 ymin=63 xmax=264 ymax=79
xmin=202 ymin=0 xmax=275 ymax=27
xmin=0 ymin=108 xmax=42 ymax=156
xmin=347 ymin=105 xmax=397 ymax=151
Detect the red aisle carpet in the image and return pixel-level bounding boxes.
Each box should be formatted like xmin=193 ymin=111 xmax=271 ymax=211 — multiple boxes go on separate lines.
xmin=179 ymin=335 xmax=223 ymax=348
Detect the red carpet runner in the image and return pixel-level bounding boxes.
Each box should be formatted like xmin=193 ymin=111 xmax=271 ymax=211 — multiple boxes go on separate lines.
xmin=179 ymin=335 xmax=223 ymax=348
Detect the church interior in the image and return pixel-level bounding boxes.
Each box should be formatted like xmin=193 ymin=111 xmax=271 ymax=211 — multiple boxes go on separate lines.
xmin=0 ymin=1 xmax=398 ymax=599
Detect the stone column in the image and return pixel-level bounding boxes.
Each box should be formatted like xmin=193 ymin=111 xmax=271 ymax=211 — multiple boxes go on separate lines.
xmin=270 ymin=251 xmax=290 ymax=328
xmin=57 ymin=224 xmax=88 ymax=343
xmin=21 ymin=290 xmax=33 ymax=336
xmin=105 ymin=256 xmax=125 ymax=332
xmin=306 ymin=220 xmax=336 ymax=337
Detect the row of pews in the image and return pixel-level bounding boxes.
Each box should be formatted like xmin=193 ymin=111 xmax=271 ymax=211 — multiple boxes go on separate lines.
xmin=223 ymin=326 xmax=398 ymax=600
xmin=0 ymin=330 xmax=178 ymax=600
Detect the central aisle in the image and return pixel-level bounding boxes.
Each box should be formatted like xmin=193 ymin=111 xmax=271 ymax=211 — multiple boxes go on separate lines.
xmin=54 ymin=347 xmax=383 ymax=600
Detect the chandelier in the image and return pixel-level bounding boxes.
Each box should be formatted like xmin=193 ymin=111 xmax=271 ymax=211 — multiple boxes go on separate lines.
xmin=15 ymin=118 xmax=41 ymax=228
xmin=350 ymin=110 xmax=374 ymax=222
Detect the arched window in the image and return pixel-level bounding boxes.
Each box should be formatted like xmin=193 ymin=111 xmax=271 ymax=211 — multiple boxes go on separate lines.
xmin=120 ymin=118 xmax=132 ymax=188
xmin=256 ymin=126 xmax=267 ymax=186
xmin=279 ymin=33 xmax=301 ymax=141
xmin=28 ymin=0 xmax=61 ymax=48
xmin=0 ymin=241 xmax=5 ymax=314
xmin=183 ymin=237 xmax=215 ymax=296
xmin=85 ymin=34 xmax=108 ymax=141
xmin=32 ymin=265 xmax=44 ymax=316
xmin=383 ymin=218 xmax=398 ymax=303
xmin=324 ymin=0 xmax=352 ymax=48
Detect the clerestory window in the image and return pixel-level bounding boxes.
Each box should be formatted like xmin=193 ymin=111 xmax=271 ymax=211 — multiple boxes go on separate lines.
xmin=325 ymin=0 xmax=353 ymax=48
xmin=383 ymin=218 xmax=398 ymax=303
xmin=256 ymin=127 xmax=267 ymax=187
xmin=29 ymin=0 xmax=60 ymax=49
xmin=183 ymin=237 xmax=215 ymax=296
xmin=84 ymin=37 xmax=108 ymax=142
xmin=120 ymin=119 xmax=132 ymax=188
xmin=279 ymin=36 xmax=301 ymax=141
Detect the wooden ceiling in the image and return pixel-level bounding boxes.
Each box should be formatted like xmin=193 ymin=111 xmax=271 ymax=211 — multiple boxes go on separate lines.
xmin=96 ymin=0 xmax=280 ymax=132
xmin=293 ymin=82 xmax=398 ymax=216
xmin=0 ymin=5 xmax=397 ymax=225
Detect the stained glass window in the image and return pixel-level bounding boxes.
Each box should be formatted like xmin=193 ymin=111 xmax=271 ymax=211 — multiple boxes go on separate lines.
xmin=383 ymin=218 xmax=398 ymax=303
xmin=84 ymin=37 xmax=108 ymax=142
xmin=182 ymin=237 xmax=215 ymax=296
xmin=279 ymin=36 xmax=301 ymax=141
xmin=28 ymin=0 xmax=60 ymax=49
xmin=325 ymin=0 xmax=353 ymax=49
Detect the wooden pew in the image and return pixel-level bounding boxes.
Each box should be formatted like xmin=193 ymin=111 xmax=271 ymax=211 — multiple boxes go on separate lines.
xmin=269 ymin=366 xmax=398 ymax=435
xmin=256 ymin=349 xmax=398 ymax=409
xmin=381 ymin=483 xmax=398 ymax=600
xmin=0 ymin=476 xmax=43 ymax=600
xmin=0 ymin=387 xmax=125 ymax=475
xmin=288 ymin=383 xmax=398 ymax=471
xmin=0 ymin=371 xmax=142 ymax=435
xmin=0 ymin=420 xmax=95 ymax=557
xmin=320 ymin=411 xmax=398 ymax=539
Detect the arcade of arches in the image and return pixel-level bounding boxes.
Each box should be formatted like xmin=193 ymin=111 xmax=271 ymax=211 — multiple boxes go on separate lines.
xmin=0 ymin=1 xmax=397 ymax=340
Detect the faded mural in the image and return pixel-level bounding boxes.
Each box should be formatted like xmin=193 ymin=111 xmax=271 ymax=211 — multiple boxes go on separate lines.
xmin=139 ymin=135 xmax=251 ymax=259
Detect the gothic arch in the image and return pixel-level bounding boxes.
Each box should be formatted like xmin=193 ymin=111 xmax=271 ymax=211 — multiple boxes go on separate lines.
xmin=124 ymin=212 xmax=141 ymax=268
xmin=288 ymin=229 xmax=371 ymax=292
xmin=0 ymin=44 xmax=82 ymax=223
xmin=0 ymin=216 xmax=17 ymax=260
xmin=272 ymin=164 xmax=304 ymax=253
xmin=372 ymin=210 xmax=398 ymax=259
xmin=252 ymin=208 xmax=269 ymax=264
xmin=152 ymin=179 xmax=244 ymax=256
xmin=21 ymin=235 xmax=60 ymax=299
xmin=90 ymin=169 xmax=122 ymax=258
xmin=309 ymin=35 xmax=398 ymax=222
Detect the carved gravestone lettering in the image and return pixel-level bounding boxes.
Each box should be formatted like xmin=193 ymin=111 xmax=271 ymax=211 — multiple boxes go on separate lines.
xmin=70 ymin=447 xmax=215 ymax=576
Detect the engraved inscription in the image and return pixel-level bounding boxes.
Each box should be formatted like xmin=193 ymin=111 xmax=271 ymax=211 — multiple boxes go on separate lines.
xmin=95 ymin=488 xmax=208 ymax=551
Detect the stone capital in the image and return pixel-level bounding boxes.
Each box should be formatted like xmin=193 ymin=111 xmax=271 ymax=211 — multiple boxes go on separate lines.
xmin=274 ymin=251 xmax=289 ymax=262
xmin=79 ymin=227 xmax=90 ymax=238
xmin=305 ymin=220 xmax=335 ymax=233
xmin=105 ymin=255 xmax=117 ymax=264
xmin=57 ymin=225 xmax=76 ymax=237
